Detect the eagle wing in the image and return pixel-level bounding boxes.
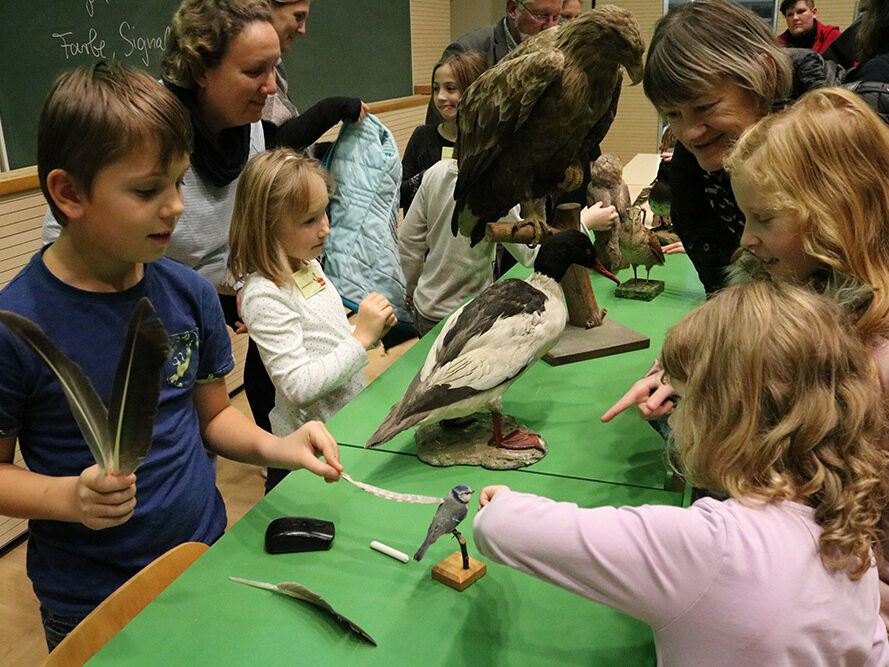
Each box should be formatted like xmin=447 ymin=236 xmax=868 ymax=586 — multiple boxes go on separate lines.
xmin=579 ymin=74 xmax=622 ymax=158
xmin=455 ymin=47 xmax=566 ymax=200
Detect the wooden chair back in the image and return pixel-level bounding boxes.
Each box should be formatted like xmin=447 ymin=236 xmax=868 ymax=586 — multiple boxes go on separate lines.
xmin=42 ymin=541 xmax=209 ymax=666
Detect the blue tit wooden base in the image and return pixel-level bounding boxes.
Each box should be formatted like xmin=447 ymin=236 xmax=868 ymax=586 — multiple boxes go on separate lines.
xmin=431 ymin=552 xmax=487 ymax=591
xmin=614 ymin=279 xmax=665 ymax=301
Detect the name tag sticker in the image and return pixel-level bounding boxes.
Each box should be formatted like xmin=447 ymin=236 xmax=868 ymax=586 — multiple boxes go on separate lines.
xmin=293 ymin=264 xmax=326 ymax=298
xmin=441 ymin=146 xmax=454 ymax=160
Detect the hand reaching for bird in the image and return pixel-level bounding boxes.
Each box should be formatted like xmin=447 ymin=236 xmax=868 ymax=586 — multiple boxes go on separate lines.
xmin=75 ymin=464 xmax=137 ymax=530
xmin=600 ymin=367 xmax=677 ymax=423
xmin=581 ymin=202 xmax=619 ymax=232
xmin=279 ymin=421 xmax=343 ymax=483
xmin=478 ymin=485 xmax=511 ymax=509
xmin=353 ymin=292 xmax=396 ymax=349
xmin=662 ymin=241 xmax=685 ymax=255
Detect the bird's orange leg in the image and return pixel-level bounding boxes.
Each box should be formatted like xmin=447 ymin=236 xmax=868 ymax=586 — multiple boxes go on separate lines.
xmin=488 ymin=411 xmax=546 ymax=453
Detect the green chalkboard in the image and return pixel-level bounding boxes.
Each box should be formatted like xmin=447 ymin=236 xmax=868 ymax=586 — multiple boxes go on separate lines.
xmin=0 ymin=0 xmax=412 ymax=170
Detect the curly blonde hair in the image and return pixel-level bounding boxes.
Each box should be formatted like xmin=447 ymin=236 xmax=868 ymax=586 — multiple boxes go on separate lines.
xmin=724 ymin=87 xmax=889 ymax=342
xmin=229 ymin=148 xmax=333 ymax=286
xmin=162 ymin=0 xmax=273 ymax=88
xmin=661 ymin=281 xmax=888 ymax=580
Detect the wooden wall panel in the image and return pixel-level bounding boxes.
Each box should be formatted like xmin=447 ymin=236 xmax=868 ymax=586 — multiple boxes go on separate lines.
xmin=411 ymin=0 xmax=452 ymax=91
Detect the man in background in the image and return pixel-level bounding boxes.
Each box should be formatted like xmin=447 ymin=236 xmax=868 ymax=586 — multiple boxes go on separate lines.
xmin=778 ymin=0 xmax=840 ymax=53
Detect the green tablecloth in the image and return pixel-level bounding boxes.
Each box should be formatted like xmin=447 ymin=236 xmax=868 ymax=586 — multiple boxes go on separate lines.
xmin=327 ymin=254 xmax=704 ymax=489
xmin=89 ymin=252 xmax=705 ymax=665
xmin=89 ymin=448 xmax=682 ymax=666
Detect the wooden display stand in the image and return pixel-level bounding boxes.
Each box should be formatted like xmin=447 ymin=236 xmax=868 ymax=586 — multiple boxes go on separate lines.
xmin=430 ymin=530 xmax=486 ymax=591
xmin=615 ymin=278 xmax=664 ymax=302
xmin=431 ymin=552 xmax=487 ymax=591
xmin=486 ymin=203 xmax=649 ymax=365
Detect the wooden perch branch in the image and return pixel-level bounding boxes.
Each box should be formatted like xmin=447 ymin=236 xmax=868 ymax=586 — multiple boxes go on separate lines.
xmin=484 ymin=222 xmax=554 ymax=244
xmin=484 ymin=203 xmax=606 ymax=329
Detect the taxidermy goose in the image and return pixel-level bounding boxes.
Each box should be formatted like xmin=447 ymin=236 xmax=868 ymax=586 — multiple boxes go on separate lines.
xmin=366 ymin=230 xmax=615 ymax=450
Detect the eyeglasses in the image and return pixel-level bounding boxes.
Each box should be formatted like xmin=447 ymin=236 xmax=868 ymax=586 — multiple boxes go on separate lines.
xmin=518 ymin=2 xmax=560 ymax=26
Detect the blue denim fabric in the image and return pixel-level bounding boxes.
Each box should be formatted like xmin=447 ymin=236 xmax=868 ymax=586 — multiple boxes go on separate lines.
xmin=40 ymin=606 xmax=85 ymax=652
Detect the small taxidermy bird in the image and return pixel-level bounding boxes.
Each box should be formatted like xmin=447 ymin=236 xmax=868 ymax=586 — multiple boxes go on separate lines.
xmin=588 ymin=153 xmax=631 ymax=272
xmin=366 ymin=230 xmax=614 ymax=451
xmin=452 ymin=5 xmax=645 ymax=246
xmin=0 ymin=298 xmax=170 ymax=475
xmin=618 ymin=206 xmax=665 ymax=282
xmin=414 ymin=485 xmax=473 ymax=561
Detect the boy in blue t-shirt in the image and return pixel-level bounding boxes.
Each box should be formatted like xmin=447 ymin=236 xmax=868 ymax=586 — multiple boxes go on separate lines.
xmin=0 ymin=62 xmax=343 ymax=651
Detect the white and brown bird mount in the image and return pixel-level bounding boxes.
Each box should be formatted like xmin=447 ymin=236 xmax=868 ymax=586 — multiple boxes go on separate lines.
xmin=487 ymin=204 xmax=650 ymax=366
xmin=615 ymin=205 xmax=666 ymax=301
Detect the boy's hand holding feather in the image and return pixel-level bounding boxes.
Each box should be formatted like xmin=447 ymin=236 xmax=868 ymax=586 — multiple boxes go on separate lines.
xmin=75 ymin=464 xmax=137 ymax=530
xmin=0 ymin=297 xmax=168 ymax=529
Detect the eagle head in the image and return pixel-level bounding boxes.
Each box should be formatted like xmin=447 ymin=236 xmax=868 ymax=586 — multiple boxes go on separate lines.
xmin=558 ymin=5 xmax=645 ymax=84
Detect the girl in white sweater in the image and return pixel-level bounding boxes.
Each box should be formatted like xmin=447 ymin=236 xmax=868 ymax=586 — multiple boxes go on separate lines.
xmin=230 ymin=148 xmax=396 ymax=490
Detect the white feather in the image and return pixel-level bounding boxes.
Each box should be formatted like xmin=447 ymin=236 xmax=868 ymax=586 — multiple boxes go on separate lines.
xmin=341 ymin=474 xmax=444 ymax=504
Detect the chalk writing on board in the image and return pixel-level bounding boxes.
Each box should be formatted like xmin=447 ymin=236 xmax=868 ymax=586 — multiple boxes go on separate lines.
xmin=52 ymin=30 xmax=108 ymax=60
xmin=85 ymin=0 xmax=111 ymax=19
xmin=119 ymin=23 xmax=171 ymax=67
xmin=51 ymin=23 xmax=169 ymax=68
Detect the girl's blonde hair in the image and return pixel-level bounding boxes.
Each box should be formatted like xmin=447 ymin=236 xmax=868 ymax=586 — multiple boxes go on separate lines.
xmin=229 ymin=148 xmax=333 ymax=286
xmin=661 ymin=281 xmax=888 ymax=579
xmin=725 ymin=87 xmax=889 ymax=341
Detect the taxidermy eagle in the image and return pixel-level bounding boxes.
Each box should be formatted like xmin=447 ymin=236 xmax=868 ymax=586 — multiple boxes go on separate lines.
xmin=366 ymin=230 xmax=611 ymax=451
xmin=452 ymin=5 xmax=645 ymax=246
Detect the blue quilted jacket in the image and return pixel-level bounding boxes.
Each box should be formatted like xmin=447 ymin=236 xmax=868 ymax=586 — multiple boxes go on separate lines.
xmin=321 ymin=114 xmax=411 ymax=323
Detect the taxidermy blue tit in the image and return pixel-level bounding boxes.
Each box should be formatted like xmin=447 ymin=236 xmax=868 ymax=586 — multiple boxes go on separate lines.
xmin=452 ymin=6 xmax=644 ymax=246
xmin=366 ymin=229 xmax=616 ymax=452
xmin=0 ymin=297 xmax=170 ymax=475
xmin=414 ymin=485 xmax=474 ymax=561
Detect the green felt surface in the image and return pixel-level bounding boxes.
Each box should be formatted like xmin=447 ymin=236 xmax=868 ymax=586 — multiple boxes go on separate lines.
xmin=328 ymin=254 xmax=705 ymax=489
xmin=89 ymin=448 xmax=682 ymax=666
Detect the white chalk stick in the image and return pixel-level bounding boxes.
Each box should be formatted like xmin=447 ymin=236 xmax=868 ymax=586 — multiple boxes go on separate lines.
xmin=370 ymin=540 xmax=409 ymax=563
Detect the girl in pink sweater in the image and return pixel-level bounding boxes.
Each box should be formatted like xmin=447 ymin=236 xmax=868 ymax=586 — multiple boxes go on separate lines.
xmin=474 ymin=281 xmax=889 ymax=666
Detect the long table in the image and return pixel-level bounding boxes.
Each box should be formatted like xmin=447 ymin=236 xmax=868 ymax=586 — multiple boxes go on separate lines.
xmin=89 ymin=254 xmax=706 ymax=666
xmin=90 ymin=449 xmax=683 ymax=666
xmin=328 ymin=253 xmax=704 ymax=489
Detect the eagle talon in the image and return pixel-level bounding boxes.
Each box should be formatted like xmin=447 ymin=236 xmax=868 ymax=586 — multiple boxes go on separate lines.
xmin=558 ymin=164 xmax=584 ymax=192
xmin=511 ymin=218 xmax=549 ymax=246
